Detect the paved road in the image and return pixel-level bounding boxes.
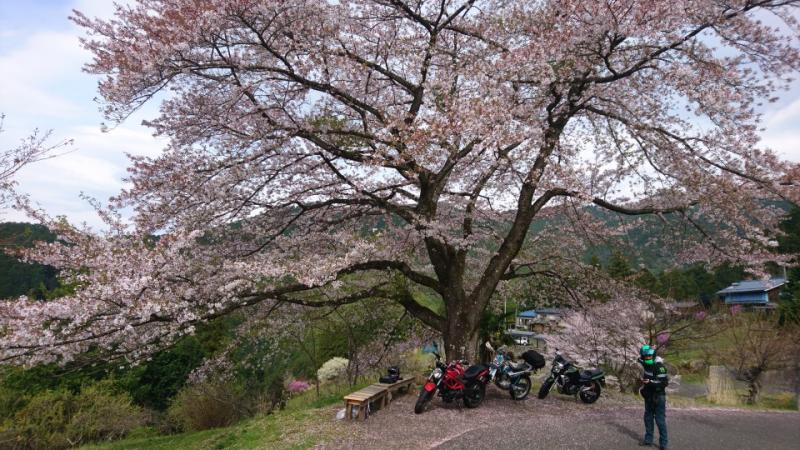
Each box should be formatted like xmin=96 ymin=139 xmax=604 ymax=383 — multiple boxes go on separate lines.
xmin=434 ymin=406 xmax=800 ymax=450
xmin=330 ymin=388 xmax=800 ymax=450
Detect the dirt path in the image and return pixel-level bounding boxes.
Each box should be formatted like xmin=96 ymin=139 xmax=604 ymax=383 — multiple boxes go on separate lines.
xmin=325 ymin=387 xmax=800 ymax=449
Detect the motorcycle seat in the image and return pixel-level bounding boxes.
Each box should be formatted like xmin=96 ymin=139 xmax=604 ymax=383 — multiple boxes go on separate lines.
xmin=463 ymin=364 xmax=487 ymax=380
xmin=509 ymin=361 xmax=530 ymax=371
xmin=579 ymin=368 xmax=604 ymax=380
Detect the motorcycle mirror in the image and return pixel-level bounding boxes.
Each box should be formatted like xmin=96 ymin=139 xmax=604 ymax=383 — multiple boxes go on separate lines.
xmin=485 ymin=341 xmax=494 ymax=352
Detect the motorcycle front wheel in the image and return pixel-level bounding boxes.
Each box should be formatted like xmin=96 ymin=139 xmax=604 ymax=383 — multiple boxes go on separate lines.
xmin=414 ymin=388 xmax=434 ymax=414
xmin=511 ymin=376 xmax=531 ymax=400
xmin=463 ymin=383 xmax=485 ymax=408
xmin=579 ymin=380 xmax=602 ymax=404
xmin=537 ymin=377 xmax=554 ymax=399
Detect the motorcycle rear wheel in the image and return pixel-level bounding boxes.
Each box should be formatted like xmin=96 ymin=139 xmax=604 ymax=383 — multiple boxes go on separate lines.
xmin=537 ymin=378 xmax=554 ymax=399
xmin=463 ymin=383 xmax=485 ymax=408
xmin=579 ymin=380 xmax=602 ymax=404
xmin=414 ymin=388 xmax=434 ymax=414
xmin=511 ymin=376 xmax=531 ymax=400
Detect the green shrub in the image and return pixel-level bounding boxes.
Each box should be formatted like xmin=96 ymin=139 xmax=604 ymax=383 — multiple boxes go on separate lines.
xmin=115 ymin=316 xmax=239 ymax=411
xmin=166 ymin=382 xmax=243 ymax=432
xmin=65 ymin=381 xmax=145 ymax=445
xmin=0 ymin=386 xmax=28 ymax=423
xmin=0 ymin=389 xmax=73 ymax=450
xmin=0 ymin=381 xmax=144 ymax=450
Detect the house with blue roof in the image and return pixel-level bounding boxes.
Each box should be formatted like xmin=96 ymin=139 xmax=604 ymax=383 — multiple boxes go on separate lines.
xmin=515 ymin=308 xmax=564 ymax=332
xmin=716 ymin=278 xmax=786 ymax=306
xmin=507 ymin=308 xmax=565 ymax=347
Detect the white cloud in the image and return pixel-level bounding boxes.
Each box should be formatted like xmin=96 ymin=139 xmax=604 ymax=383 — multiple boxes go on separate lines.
xmin=761 ymin=130 xmax=800 ymax=162
xmin=760 ymin=90 xmax=800 ymax=162
xmin=70 ymin=124 xmax=167 ymax=159
xmin=71 ymin=0 xmax=128 ymax=21
xmin=0 ymin=0 xmax=165 ymax=229
xmin=3 ymin=121 xmax=167 ymax=227
xmin=0 ymin=31 xmax=87 ymax=119
xmin=764 ymin=97 xmax=800 ymax=128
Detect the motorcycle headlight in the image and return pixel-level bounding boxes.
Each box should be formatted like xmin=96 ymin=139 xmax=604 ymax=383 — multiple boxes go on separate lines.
xmin=433 ymin=368 xmax=443 ymax=379
xmin=554 ymin=362 xmax=564 ymax=371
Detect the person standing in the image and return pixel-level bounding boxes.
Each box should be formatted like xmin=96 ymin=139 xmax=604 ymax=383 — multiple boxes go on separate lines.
xmin=639 ymin=344 xmax=668 ymax=450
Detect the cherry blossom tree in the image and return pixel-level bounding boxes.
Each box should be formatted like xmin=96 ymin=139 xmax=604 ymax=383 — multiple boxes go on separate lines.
xmin=3 ymin=0 xmax=800 ymax=364
xmin=721 ymin=310 xmax=797 ymax=404
xmin=0 ymin=115 xmax=70 ymax=215
xmin=543 ymin=275 xmax=653 ymax=391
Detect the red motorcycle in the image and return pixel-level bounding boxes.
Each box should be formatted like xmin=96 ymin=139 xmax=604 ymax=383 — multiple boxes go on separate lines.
xmin=414 ymin=351 xmax=489 ymax=414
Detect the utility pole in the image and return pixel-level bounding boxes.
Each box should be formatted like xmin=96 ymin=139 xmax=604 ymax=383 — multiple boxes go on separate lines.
xmin=795 ymin=349 xmax=799 ymax=410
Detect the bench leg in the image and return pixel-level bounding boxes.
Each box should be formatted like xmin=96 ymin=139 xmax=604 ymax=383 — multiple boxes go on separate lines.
xmin=345 ymin=402 xmax=352 ymax=421
xmin=359 ymin=402 xmax=366 ymax=420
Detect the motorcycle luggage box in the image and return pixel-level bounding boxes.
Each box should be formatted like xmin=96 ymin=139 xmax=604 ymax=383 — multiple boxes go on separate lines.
xmin=521 ymin=350 xmax=546 ymax=369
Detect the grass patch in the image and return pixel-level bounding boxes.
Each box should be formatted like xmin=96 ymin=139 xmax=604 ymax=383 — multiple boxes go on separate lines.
xmin=757 ymin=392 xmax=797 ymax=410
xmin=411 ymin=289 xmax=444 ymax=316
xmin=679 ymin=372 xmax=706 ymax=384
xmin=79 ymin=407 xmax=343 ymax=450
xmin=81 ymin=381 xmax=407 ymax=449
xmin=667 ymin=347 xmax=705 ymax=367
xmin=285 ymin=381 xmax=371 ymax=412
xmin=687 ymin=391 xmax=797 ymax=411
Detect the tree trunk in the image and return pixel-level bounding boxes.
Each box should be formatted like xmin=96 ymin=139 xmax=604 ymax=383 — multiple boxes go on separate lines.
xmin=442 ymin=318 xmax=481 ymax=362
xmin=746 ymin=372 xmax=763 ymax=405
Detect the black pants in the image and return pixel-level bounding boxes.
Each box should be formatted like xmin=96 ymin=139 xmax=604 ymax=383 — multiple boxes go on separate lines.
xmin=643 ymin=394 xmax=667 ymax=448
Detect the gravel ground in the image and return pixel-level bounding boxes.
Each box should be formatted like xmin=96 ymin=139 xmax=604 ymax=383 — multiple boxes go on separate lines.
xmin=325 ymin=386 xmax=800 ymax=450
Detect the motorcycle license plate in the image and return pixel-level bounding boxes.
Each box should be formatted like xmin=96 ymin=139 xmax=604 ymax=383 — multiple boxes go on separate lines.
xmin=424 ymin=382 xmax=436 ymax=392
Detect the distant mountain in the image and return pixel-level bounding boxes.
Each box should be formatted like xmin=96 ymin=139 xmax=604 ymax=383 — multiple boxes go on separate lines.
xmin=532 ymin=200 xmax=792 ymax=271
xmin=1 ymin=201 xmax=787 ymax=299
xmin=0 ymin=223 xmax=58 ymax=298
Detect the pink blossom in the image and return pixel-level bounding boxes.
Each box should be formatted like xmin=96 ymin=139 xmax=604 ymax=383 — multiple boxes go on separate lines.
xmin=288 ymin=380 xmax=310 ymax=393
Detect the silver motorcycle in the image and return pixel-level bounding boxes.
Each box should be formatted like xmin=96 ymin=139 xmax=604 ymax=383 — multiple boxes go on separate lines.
xmin=485 ymin=342 xmax=533 ymax=400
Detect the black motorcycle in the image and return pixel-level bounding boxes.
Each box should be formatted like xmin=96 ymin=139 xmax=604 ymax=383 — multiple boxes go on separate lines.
xmin=537 ymin=350 xmax=605 ymax=403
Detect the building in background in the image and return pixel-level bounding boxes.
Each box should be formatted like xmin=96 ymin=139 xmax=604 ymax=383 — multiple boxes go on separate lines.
xmin=508 ymin=307 xmax=565 ymax=348
xmin=716 ymin=278 xmax=786 ymax=307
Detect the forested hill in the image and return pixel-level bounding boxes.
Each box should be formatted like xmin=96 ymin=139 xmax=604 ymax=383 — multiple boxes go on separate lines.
xmin=0 ymin=222 xmax=58 ymax=298
xmin=0 ymin=205 xmax=789 ymax=300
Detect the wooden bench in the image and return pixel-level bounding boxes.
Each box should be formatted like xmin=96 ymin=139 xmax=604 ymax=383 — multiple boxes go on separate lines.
xmin=376 ymin=376 xmax=415 ymax=402
xmin=343 ymin=376 xmax=415 ymax=420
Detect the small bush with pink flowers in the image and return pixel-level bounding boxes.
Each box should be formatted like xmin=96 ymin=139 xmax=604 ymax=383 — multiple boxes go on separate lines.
xmin=288 ymin=380 xmax=310 ymax=394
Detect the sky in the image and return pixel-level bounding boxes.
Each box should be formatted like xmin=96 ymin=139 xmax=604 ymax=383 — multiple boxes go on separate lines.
xmin=1 ymin=1 xmax=799 ymax=229
xmin=0 ymin=0 xmax=166 ymax=228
